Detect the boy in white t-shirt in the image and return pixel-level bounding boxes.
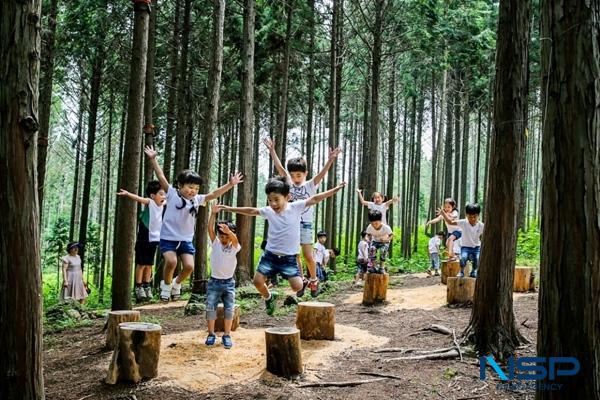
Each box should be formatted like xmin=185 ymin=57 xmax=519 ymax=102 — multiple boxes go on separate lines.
xmin=440 ymin=203 xmax=484 ymax=278
xmin=355 ymin=230 xmax=371 ymax=285
xmin=205 ymin=203 xmax=241 ymax=349
xmin=219 ymin=176 xmax=346 ymax=315
xmin=426 ymin=231 xmax=445 ymax=277
xmin=117 ymin=180 xmax=166 ymax=302
xmin=365 ymin=210 xmax=394 ymax=273
xmin=264 ymin=138 xmax=341 ymax=297
xmin=357 ymin=189 xmax=399 ymax=225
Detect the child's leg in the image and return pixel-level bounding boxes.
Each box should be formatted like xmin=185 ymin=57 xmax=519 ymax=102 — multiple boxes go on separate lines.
xmin=446 ymin=236 xmax=456 ymax=258
xmin=222 ymin=281 xmax=236 ymax=336
xmin=459 ymin=247 xmax=468 ymax=274
xmin=135 ymin=265 xmax=144 ymax=284
xmin=162 ymin=251 xmax=178 ymax=284
xmin=288 ymin=276 xmax=304 ymax=292
xmin=379 ymin=243 xmax=389 ymax=268
xmin=176 ymin=253 xmax=195 ymax=283
xmin=301 ymin=244 xmax=317 ymax=280
xmin=205 ymin=282 xmax=219 ymax=334
xmin=143 ymin=265 xmax=152 ymax=283
xmin=253 ymin=272 xmax=270 ymax=298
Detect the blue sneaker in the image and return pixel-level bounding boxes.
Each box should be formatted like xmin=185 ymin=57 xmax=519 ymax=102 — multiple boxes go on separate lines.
xmin=205 ymin=333 xmax=216 ymax=346
xmin=222 ymin=335 xmax=233 ymax=349
xmin=457 ymin=270 xmax=465 ymax=278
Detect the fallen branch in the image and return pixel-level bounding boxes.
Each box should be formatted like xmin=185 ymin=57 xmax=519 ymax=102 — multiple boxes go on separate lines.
xmin=426 ymin=324 xmax=454 ymax=335
xmin=414 ymin=347 xmax=455 ymax=355
xmin=372 ymin=347 xmax=417 ymax=354
xmin=452 ymin=329 xmax=463 ymax=361
xmin=456 ymin=396 xmax=484 ymax=400
xmin=357 ymin=372 xmax=403 ymax=380
xmin=385 ymin=349 xmax=460 ymax=361
xmin=297 ymin=378 xmax=387 ymax=388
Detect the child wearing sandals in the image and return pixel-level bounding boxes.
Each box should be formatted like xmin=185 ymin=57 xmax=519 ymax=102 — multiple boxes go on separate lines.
xmin=205 ymin=204 xmax=240 ymax=349
xmin=425 ymin=198 xmax=462 ymax=260
xmin=145 ymin=145 xmax=243 ymax=301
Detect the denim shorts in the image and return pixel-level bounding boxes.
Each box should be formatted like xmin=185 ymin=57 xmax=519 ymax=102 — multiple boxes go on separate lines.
xmin=448 ymin=230 xmax=462 ymax=240
xmin=300 ymin=222 xmax=313 ymax=245
xmin=257 ymin=250 xmax=302 ymax=279
xmin=356 ymin=259 xmax=368 ymax=274
xmin=206 ymin=277 xmax=236 ymax=320
xmin=159 ymin=239 xmax=196 ymax=255
xmin=430 ymin=252 xmax=440 ymax=269
xmin=460 ymin=246 xmax=480 ymax=269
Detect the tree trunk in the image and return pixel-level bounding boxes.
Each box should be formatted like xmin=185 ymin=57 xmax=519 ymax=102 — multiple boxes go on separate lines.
xmin=426 ymin=70 xmax=439 ymax=237
xmin=386 ymin=58 xmax=396 ymax=256
xmin=474 ymin=107 xmax=482 ymax=202
xmin=100 ymin=92 xmax=114 ymax=304
xmin=194 ymin=0 xmax=226 ymax=281
xmin=79 ymin=52 xmax=104 ymax=268
xmin=37 ymin=0 xmax=58 ymax=219
xmin=460 ymin=86 xmax=469 ymax=210
xmin=453 ymin=86 xmax=461 ymax=209
xmin=163 ymin=0 xmax=181 ymax=180
xmin=69 ymin=81 xmax=86 ymax=241
xmin=359 ymin=81 xmax=370 ymax=228
xmin=306 ymin=0 xmax=315 ymax=176
xmin=0 ymin=0 xmax=44 ymax=397
xmin=235 ymin=0 xmax=255 ymax=284
xmin=443 ymin=76 xmax=454 ymax=199
xmin=173 ymin=0 xmax=191 ymax=177
xmin=111 ymin=1 xmax=150 ymax=310
xmin=463 ymin=0 xmax=530 ymax=360
xmin=274 ymin=2 xmax=294 ymax=162
xmin=143 ymin=0 xmax=157 ymax=185
xmin=537 ymin=1 xmax=600 ymax=397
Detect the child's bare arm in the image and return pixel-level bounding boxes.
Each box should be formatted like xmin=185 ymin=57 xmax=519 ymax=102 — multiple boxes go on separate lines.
xmin=208 ymin=203 xmax=218 ymax=242
xmin=306 ymin=182 xmax=346 ymax=207
xmin=205 ymin=172 xmax=244 ymax=201
xmin=426 ymin=215 xmax=443 ymax=225
xmin=356 ymin=189 xmax=369 ymax=206
xmin=116 ymin=189 xmax=150 ymax=205
xmin=218 ymin=204 xmax=260 ymax=216
xmin=263 ymin=137 xmax=288 ymax=178
xmin=384 ymin=196 xmax=399 ymax=207
xmin=313 ymin=147 xmax=342 ymax=186
xmin=144 ymin=146 xmax=169 ymax=191
xmin=218 ymin=223 xmax=239 ymax=248
xmin=437 ymin=208 xmax=457 ymax=225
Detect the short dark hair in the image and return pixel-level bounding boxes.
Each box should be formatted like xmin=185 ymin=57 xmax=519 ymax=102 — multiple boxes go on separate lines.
xmin=444 ymin=198 xmax=457 ymax=211
xmin=368 ymin=210 xmax=383 ymax=222
xmin=436 ymin=231 xmax=445 ymax=237
xmin=360 ymin=230 xmax=369 ymax=239
xmin=317 ymin=230 xmax=327 ymax=238
xmin=265 ymin=176 xmax=290 ymax=196
xmin=145 ymin=180 xmax=162 ymax=197
xmin=331 ymin=247 xmax=341 ymax=256
xmin=176 ymin=169 xmax=203 ymax=187
xmin=465 ymin=203 xmax=481 ymax=215
xmin=216 ymin=220 xmax=236 ymax=234
xmin=286 ymin=157 xmax=307 ymax=173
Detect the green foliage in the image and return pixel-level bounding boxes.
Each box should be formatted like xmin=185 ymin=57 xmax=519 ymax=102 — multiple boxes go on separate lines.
xmin=516 ymin=223 xmax=541 ymax=266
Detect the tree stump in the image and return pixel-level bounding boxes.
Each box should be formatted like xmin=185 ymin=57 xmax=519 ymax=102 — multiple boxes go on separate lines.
xmin=265 ymin=327 xmax=303 ymax=377
xmin=447 ymin=277 xmax=476 ymax=305
xmin=362 ymin=272 xmax=389 ymax=305
xmin=295 ymin=301 xmax=335 ymax=340
xmin=514 ymin=267 xmax=535 ymax=292
xmin=214 ymin=304 xmax=241 ymax=332
xmin=106 ymin=310 xmax=141 ymax=349
xmin=106 ymin=322 xmax=161 ymax=385
xmin=441 ymin=261 xmax=461 ymax=284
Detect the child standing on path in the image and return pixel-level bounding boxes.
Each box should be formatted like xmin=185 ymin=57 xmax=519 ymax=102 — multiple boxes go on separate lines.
xmin=117 ymin=180 xmax=166 ymax=302
xmin=218 ymin=176 xmax=346 ymax=315
xmin=205 ymin=203 xmax=241 ymax=349
xmin=357 ymin=189 xmax=399 ymax=225
xmin=366 ymin=211 xmax=394 ymax=272
xmin=264 ymin=138 xmax=342 ymax=297
xmin=426 ymin=231 xmax=445 ymax=277
xmin=355 ymin=230 xmax=371 ymax=285
xmin=145 ymin=145 xmax=243 ymax=302
xmin=426 ymin=198 xmax=462 ymax=260
xmin=313 ymin=231 xmax=329 ymax=282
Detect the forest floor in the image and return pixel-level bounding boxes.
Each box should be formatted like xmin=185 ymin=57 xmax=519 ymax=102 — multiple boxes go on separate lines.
xmin=43 ymin=273 xmax=539 ymax=400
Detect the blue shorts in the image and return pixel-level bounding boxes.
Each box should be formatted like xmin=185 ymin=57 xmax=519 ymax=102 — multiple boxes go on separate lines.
xmin=448 ymin=230 xmax=462 ymax=240
xmin=300 ymin=222 xmax=313 ymax=245
xmin=430 ymin=253 xmax=440 ymax=269
xmin=206 ymin=277 xmax=236 ymax=320
xmin=159 ymin=239 xmax=196 ymax=255
xmin=257 ymin=250 xmax=302 ymax=279
xmin=460 ymin=246 xmax=480 ymax=269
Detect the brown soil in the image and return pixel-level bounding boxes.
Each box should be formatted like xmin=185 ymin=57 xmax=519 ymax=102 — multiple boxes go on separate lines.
xmin=44 ymin=273 xmax=539 ymax=399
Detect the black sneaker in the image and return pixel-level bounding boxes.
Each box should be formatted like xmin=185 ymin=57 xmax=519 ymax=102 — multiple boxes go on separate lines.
xmin=296 ymin=279 xmax=308 ymax=297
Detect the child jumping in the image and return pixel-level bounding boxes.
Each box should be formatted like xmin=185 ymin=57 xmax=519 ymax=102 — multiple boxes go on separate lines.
xmin=355 ymin=230 xmax=370 ymax=285
xmin=426 ymin=231 xmax=445 ymax=277
xmin=218 ymin=176 xmax=346 ymax=315
xmin=357 ymin=189 xmax=399 ymax=225
xmin=264 ymin=137 xmax=341 ymax=297
xmin=426 ymin=198 xmax=461 ymax=260
xmin=205 ymin=203 xmax=241 ymax=349
xmin=366 ymin=210 xmax=393 ymax=273
xmin=145 ymin=145 xmax=243 ymax=302
xmin=117 ymin=180 xmax=166 ymax=302
xmin=439 ymin=203 xmax=484 ymax=278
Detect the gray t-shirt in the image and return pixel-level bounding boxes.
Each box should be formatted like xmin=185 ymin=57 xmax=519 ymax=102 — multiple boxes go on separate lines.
xmin=160 ymin=185 xmax=206 ymax=242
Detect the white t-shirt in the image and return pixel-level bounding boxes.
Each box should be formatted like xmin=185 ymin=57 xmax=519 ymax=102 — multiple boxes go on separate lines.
xmin=454 ymin=238 xmax=462 ymax=254
xmin=160 ymin=185 xmax=206 ymax=242
xmin=147 ymin=201 xmax=164 ymax=242
xmin=289 ymin=179 xmax=316 ymax=223
xmin=457 ymin=219 xmax=484 ymax=248
xmin=314 ymin=242 xmax=327 ymax=264
xmin=358 ymin=240 xmax=369 ymax=261
xmin=366 ymin=223 xmax=393 ymax=243
xmin=445 ymin=210 xmax=460 ymax=233
xmin=428 ymin=236 xmax=441 ymax=254
xmin=259 ymin=200 xmax=307 ymax=255
xmin=210 ymin=239 xmax=241 ymax=279
xmin=367 ymin=202 xmax=389 ymax=225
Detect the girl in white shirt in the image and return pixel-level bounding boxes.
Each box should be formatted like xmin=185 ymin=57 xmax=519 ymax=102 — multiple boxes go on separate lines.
xmin=426 ymin=198 xmax=462 ymax=260
xmin=357 ymin=189 xmax=399 ymax=226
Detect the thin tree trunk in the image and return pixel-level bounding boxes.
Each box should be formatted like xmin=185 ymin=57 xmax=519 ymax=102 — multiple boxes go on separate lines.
xmin=100 ymin=91 xmax=114 ymax=304
xmin=163 ymin=0 xmax=181 ymax=180
xmin=474 ymin=107 xmax=482 ymax=202
xmin=274 ymin=2 xmax=294 ymax=162
xmin=386 ymin=58 xmax=396 ymax=256
xmin=69 ymin=84 xmax=85 ymax=241
xmin=464 ymin=0 xmax=530 ymax=359
xmin=111 ymin=1 xmax=150 ymax=310
xmin=460 ymin=85 xmax=469 ymax=210
xmin=453 ymin=84 xmax=461 ymax=209
xmin=143 ymin=0 xmax=157 ymax=185
xmin=0 ymin=0 xmax=44 ymax=396
xmin=174 ymin=0 xmax=191 ymax=176
xmin=443 ymin=76 xmax=453 ymax=199
xmin=306 ymin=0 xmax=315 ymax=176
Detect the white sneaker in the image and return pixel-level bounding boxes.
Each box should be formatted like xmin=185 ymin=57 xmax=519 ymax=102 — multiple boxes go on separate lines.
xmin=135 ymin=286 xmax=147 ymax=302
xmin=171 ymin=277 xmax=182 ymax=300
xmin=160 ymin=280 xmax=172 ymax=302
xmin=143 ymin=284 xmax=153 ymax=300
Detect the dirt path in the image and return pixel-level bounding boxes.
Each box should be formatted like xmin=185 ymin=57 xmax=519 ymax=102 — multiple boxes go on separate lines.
xmin=44 ymin=274 xmax=539 ymax=399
